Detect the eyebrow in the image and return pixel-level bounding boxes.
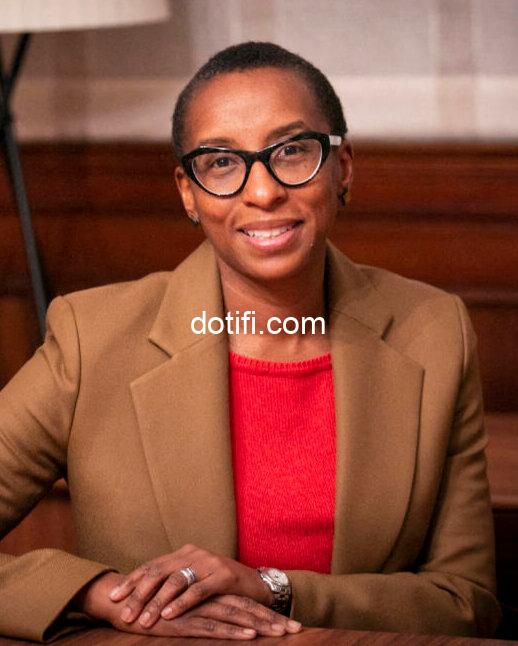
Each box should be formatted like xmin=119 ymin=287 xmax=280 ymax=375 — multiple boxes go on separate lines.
xmin=196 ymin=120 xmax=309 ymax=149
xmin=268 ymin=120 xmax=309 ymax=141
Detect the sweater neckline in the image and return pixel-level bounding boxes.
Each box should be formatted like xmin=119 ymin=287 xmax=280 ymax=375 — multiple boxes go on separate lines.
xmin=229 ymin=351 xmax=332 ymax=376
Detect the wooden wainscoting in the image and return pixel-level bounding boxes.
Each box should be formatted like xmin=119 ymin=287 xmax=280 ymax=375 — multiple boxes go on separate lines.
xmin=1 ymin=142 xmax=517 ymax=406
xmin=0 ymin=142 xmax=517 ymax=629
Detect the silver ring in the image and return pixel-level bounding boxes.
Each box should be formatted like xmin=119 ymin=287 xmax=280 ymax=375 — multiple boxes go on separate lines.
xmin=178 ymin=566 xmax=197 ymax=587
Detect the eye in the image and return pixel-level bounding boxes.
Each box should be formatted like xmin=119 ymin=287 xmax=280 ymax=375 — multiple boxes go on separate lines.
xmin=278 ymin=142 xmax=307 ymax=157
xmin=210 ymin=155 xmax=236 ymax=168
xmin=194 ymin=152 xmax=241 ymax=175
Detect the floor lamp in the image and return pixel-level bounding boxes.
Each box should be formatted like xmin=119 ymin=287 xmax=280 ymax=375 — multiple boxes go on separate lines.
xmin=0 ymin=0 xmax=170 ymax=339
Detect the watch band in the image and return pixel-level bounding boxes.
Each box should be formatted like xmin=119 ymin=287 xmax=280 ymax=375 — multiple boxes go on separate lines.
xmin=257 ymin=567 xmax=292 ymax=615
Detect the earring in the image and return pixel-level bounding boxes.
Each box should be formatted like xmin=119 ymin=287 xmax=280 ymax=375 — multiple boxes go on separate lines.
xmin=338 ymin=187 xmax=349 ymax=206
xmin=188 ymin=212 xmax=200 ymax=225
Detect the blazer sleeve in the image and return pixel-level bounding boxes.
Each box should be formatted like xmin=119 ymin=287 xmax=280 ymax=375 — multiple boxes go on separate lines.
xmin=286 ymin=296 xmax=502 ymax=637
xmin=0 ymin=297 xmax=115 ymax=642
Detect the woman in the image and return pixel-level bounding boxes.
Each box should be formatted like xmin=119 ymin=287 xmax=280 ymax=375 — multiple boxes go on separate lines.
xmin=0 ymin=42 xmax=501 ymax=641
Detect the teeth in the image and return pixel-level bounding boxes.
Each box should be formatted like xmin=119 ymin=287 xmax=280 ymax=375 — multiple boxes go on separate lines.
xmin=244 ymin=224 xmax=295 ymax=238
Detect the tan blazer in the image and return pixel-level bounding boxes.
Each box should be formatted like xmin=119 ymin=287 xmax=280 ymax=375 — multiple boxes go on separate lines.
xmin=0 ymin=240 xmax=501 ymax=641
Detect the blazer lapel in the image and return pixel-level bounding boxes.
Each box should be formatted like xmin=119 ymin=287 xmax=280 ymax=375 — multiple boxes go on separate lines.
xmin=326 ymin=244 xmax=424 ymax=574
xmin=130 ymin=242 xmax=236 ymax=557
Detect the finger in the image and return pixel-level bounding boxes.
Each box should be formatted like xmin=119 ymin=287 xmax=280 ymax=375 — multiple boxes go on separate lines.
xmin=161 ymin=576 xmax=215 ymax=620
xmin=110 ymin=544 xmax=199 ymax=602
xmin=114 ymin=614 xmax=255 ymax=641
xmin=137 ymin=570 xmax=193 ymax=628
xmin=117 ymin=565 xmax=172 ymax=624
xmin=196 ymin=598 xmax=288 ymax=637
xmin=225 ymin=595 xmax=302 ymax=634
xmin=109 ymin=564 xmax=155 ymax=602
xmin=168 ymin=616 xmax=256 ymax=640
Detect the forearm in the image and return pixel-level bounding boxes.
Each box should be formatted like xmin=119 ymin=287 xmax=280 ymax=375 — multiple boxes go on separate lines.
xmin=287 ymin=569 xmax=501 ymax=637
xmin=0 ymin=549 xmax=114 ymax=642
xmin=0 ymin=297 xmax=109 ymax=641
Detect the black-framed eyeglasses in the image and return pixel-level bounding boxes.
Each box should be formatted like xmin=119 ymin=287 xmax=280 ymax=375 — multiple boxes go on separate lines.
xmin=181 ymin=131 xmax=343 ymax=197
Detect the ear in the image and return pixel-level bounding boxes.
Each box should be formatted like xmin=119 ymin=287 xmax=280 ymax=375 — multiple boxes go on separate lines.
xmin=338 ymin=138 xmax=354 ymax=192
xmin=174 ymin=165 xmax=196 ymax=214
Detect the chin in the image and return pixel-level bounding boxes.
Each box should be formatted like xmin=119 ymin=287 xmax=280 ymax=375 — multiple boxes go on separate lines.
xmin=237 ymin=247 xmax=321 ymax=284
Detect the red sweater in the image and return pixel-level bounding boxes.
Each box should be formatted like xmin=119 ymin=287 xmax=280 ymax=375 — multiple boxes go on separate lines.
xmin=229 ymin=351 xmax=336 ymax=573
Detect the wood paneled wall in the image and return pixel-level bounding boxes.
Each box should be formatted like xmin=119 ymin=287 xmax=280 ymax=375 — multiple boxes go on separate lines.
xmin=1 ymin=143 xmax=517 ymax=410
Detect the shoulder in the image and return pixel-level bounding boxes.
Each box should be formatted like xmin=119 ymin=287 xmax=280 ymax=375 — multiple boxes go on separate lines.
xmin=328 ymin=245 xmax=474 ymax=367
xmin=63 ymin=271 xmax=171 ymax=322
xmin=359 ymin=262 xmax=461 ymax=316
xmin=51 ymin=240 xmax=216 ymax=330
xmin=329 ymin=242 xmax=465 ymax=322
xmin=40 ymin=272 xmax=180 ymax=382
xmin=362 ymin=263 xmax=474 ymax=372
xmin=44 ymin=272 xmax=173 ymax=351
xmin=49 ymin=272 xmax=172 ymax=330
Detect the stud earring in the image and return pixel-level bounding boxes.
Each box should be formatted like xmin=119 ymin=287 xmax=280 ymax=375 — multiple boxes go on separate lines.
xmin=188 ymin=213 xmax=200 ymax=225
xmin=338 ymin=187 xmax=349 ymax=206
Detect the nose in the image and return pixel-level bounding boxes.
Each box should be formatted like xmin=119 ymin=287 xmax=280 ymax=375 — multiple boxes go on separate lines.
xmin=241 ymin=159 xmax=287 ymax=209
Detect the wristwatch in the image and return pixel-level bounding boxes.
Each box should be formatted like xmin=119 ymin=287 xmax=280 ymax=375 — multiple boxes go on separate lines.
xmin=257 ymin=567 xmax=292 ymax=615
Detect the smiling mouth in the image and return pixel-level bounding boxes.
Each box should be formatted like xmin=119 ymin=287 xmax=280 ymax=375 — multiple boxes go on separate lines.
xmin=240 ymin=222 xmax=302 ymax=239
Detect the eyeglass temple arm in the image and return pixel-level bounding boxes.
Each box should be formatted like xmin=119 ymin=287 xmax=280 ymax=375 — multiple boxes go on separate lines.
xmin=329 ymin=135 xmax=342 ymax=147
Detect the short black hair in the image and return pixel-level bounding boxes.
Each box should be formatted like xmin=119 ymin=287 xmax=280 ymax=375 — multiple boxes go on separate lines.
xmin=172 ymin=41 xmax=347 ymax=158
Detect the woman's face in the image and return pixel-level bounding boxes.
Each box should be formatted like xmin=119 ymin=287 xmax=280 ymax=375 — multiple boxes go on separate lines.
xmin=175 ymin=67 xmax=352 ymax=284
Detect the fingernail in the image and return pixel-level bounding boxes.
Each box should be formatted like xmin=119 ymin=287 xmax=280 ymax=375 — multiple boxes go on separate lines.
xmin=271 ymin=623 xmax=285 ymax=633
xmin=161 ymin=607 xmax=173 ymax=618
xmin=288 ymin=619 xmax=302 ymax=631
xmin=109 ymin=586 xmax=121 ymax=600
xmin=242 ymin=629 xmax=256 ymax=636
xmin=121 ymin=607 xmax=132 ymax=622
xmin=139 ymin=611 xmax=151 ymax=626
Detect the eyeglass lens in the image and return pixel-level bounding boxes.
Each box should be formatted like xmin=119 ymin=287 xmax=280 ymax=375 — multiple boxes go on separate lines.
xmin=191 ymin=138 xmax=323 ymax=195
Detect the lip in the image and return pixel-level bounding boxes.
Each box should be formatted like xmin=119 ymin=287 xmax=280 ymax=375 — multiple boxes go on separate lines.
xmin=238 ymin=219 xmax=303 ymax=251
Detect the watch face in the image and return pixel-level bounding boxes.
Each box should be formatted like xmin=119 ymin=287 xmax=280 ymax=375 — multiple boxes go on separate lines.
xmin=266 ymin=568 xmax=289 ymax=586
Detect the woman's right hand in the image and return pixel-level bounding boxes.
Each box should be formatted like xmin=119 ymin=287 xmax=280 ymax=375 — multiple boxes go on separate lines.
xmin=73 ymin=571 xmax=298 ymax=640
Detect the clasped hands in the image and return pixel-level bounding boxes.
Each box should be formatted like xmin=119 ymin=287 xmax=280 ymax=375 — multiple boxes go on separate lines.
xmin=75 ymin=543 xmax=302 ymax=640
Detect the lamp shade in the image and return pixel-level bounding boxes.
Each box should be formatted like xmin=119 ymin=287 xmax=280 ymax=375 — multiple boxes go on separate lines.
xmin=0 ymin=0 xmax=170 ymax=34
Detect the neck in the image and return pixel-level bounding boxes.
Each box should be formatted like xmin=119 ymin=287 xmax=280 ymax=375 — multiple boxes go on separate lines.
xmin=217 ymin=252 xmax=329 ymax=359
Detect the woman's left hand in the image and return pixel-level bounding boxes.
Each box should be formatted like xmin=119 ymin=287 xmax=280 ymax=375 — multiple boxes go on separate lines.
xmin=108 ymin=544 xmax=281 ymax=629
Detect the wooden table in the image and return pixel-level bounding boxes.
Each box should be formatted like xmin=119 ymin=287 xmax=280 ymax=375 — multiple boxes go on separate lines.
xmin=0 ymin=627 xmax=514 ymax=645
